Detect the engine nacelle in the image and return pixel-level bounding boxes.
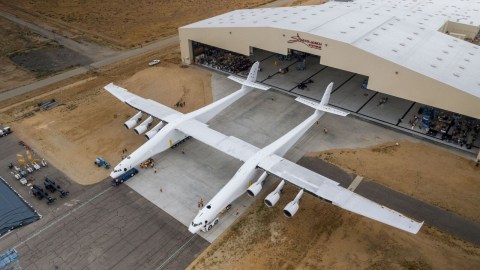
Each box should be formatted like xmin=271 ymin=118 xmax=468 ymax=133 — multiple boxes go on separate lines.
xmin=134 ymin=116 xmax=153 ymax=135
xmin=247 ymin=172 xmax=268 ymax=197
xmin=264 ymin=180 xmax=285 ymax=207
xmin=145 ymin=121 xmax=166 ymax=140
xmin=283 ymin=189 xmax=304 ymax=218
xmin=124 ymin=112 xmax=143 ymax=129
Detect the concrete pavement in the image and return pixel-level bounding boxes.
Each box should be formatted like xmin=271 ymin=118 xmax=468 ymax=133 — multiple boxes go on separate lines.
xmin=126 ymin=72 xmax=480 ymax=245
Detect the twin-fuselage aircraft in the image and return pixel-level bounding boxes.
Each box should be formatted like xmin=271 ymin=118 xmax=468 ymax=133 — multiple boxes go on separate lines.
xmin=105 ymin=62 xmax=423 ymax=235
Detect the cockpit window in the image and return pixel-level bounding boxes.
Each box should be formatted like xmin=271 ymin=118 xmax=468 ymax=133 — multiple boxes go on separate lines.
xmin=206 ymin=205 xmax=211 ymax=209
xmin=126 ymin=156 xmax=131 ymax=159
xmin=191 ymin=221 xmax=202 ymax=227
xmin=124 ymin=168 xmax=127 ymax=172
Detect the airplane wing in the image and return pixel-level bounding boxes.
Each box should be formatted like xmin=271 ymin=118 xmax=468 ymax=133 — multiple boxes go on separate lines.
xmin=176 ymin=119 xmax=259 ymax=162
xmin=258 ymin=154 xmax=423 ymax=234
xmin=104 ymin=83 xmax=182 ymax=122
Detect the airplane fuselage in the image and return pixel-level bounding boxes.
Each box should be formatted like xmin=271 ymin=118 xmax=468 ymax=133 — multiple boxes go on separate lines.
xmin=110 ymin=87 xmax=253 ymax=179
xmin=189 ymin=111 xmax=323 ymax=233
xmin=189 ymin=148 xmax=268 ymax=233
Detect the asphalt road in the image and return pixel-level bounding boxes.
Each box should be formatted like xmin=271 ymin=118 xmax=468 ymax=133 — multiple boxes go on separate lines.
xmin=0 ymin=35 xmax=179 ymax=103
xmin=0 ymin=10 xmax=117 ymax=61
xmin=0 ymin=134 xmax=209 ymax=269
xmin=298 ymin=156 xmax=480 ymax=246
xmin=0 ymin=0 xmax=298 ymax=103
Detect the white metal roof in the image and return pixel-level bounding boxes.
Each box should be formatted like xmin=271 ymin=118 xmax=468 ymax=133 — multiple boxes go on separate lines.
xmin=183 ymin=0 xmax=480 ymax=98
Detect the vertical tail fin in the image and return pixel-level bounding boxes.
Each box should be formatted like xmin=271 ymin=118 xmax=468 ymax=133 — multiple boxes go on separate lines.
xmin=246 ymin=61 xmax=260 ymax=83
xmin=319 ymin=82 xmax=334 ymax=107
xmin=295 ymin=82 xmax=349 ymax=116
xmin=227 ymin=61 xmax=270 ymax=90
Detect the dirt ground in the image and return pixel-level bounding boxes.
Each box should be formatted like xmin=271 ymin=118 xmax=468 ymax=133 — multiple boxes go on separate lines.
xmin=310 ymin=141 xmax=480 ymax=223
xmin=2 ymin=47 xmax=212 ymax=185
xmin=188 ymin=142 xmax=480 ymax=270
xmin=0 ymin=16 xmax=48 ymax=92
xmin=0 ymin=0 xmax=276 ymax=48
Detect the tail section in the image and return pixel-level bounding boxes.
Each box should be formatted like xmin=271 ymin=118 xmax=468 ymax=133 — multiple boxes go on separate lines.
xmin=320 ymin=82 xmax=334 ymax=107
xmin=295 ymin=82 xmax=349 ymax=117
xmin=228 ymin=61 xmax=270 ymax=91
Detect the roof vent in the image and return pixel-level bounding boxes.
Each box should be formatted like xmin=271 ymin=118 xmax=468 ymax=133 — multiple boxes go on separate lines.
xmin=364 ymin=38 xmax=371 ymax=42
xmin=453 ymin=73 xmax=460 ymax=77
xmin=373 ymin=33 xmax=379 ymax=36
xmin=341 ymin=31 xmax=347 ymax=34
xmin=464 ymin=58 xmax=470 ymax=62
xmin=381 ymin=27 xmax=387 ymax=30
xmin=442 ymin=50 xmax=449 ymax=54
xmin=459 ymin=66 xmax=465 ymax=70
xmin=392 ymin=49 xmax=398 ymax=53
xmin=430 ymin=64 xmax=437 ymax=68
xmin=407 ymin=37 xmax=413 ymax=40
xmin=400 ymin=43 xmax=406 ymax=46
xmin=436 ymin=57 xmax=443 ymax=61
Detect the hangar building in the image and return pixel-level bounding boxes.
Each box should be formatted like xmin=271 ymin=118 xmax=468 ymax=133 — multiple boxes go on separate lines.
xmin=179 ymin=0 xmax=480 ymax=120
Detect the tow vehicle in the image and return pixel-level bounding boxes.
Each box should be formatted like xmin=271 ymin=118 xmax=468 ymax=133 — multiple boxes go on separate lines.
xmin=112 ymin=168 xmax=139 ymax=186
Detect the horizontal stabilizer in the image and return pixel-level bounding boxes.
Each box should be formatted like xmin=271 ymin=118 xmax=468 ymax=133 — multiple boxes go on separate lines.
xmin=228 ymin=75 xmax=270 ymax=91
xmin=295 ymin=97 xmax=349 ymax=116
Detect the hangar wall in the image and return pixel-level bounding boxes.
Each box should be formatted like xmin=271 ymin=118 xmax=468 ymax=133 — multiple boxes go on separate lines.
xmin=179 ymin=27 xmax=480 ymax=119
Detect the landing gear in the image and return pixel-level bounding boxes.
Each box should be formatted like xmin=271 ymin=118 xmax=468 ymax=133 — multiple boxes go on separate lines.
xmin=170 ymin=136 xmax=192 ymax=149
xmin=201 ymin=217 xmax=219 ymax=232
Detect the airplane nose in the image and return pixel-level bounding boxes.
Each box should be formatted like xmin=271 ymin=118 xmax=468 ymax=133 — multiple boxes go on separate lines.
xmin=188 ymin=225 xmax=200 ymax=234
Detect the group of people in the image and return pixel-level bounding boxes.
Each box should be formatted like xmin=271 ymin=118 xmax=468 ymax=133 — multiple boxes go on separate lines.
xmin=194 ymin=44 xmax=253 ymax=74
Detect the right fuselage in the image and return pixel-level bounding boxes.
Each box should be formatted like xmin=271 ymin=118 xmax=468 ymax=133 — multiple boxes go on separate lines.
xmin=189 ymin=111 xmax=323 ymax=233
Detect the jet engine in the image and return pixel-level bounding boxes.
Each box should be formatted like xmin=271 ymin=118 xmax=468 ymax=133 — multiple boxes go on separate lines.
xmin=264 ymin=180 xmax=285 ymax=207
xmin=247 ymin=172 xmax=268 ymax=197
xmin=145 ymin=121 xmax=166 ymax=140
xmin=134 ymin=116 xmax=153 ymax=135
xmin=283 ymin=189 xmax=304 ymax=218
xmin=124 ymin=112 xmax=143 ymax=129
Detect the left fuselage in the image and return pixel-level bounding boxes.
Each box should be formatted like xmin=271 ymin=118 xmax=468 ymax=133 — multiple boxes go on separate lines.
xmin=110 ymin=87 xmax=253 ymax=179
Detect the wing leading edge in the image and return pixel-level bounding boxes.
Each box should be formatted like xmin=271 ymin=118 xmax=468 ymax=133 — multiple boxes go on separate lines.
xmin=176 ymin=119 xmax=259 ymax=162
xmin=176 ymin=118 xmax=423 ymax=234
xmin=258 ymin=155 xmax=423 ymax=234
xmin=104 ymin=83 xmax=182 ymax=122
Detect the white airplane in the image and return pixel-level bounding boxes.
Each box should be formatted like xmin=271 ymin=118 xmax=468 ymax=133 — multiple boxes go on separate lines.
xmin=188 ymin=83 xmax=423 ymax=235
xmin=105 ymin=65 xmax=423 ymax=235
xmin=105 ymin=61 xmax=269 ymax=179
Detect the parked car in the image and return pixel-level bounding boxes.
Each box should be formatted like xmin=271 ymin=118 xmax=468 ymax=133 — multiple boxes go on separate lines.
xmin=148 ymin=59 xmax=161 ymax=66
